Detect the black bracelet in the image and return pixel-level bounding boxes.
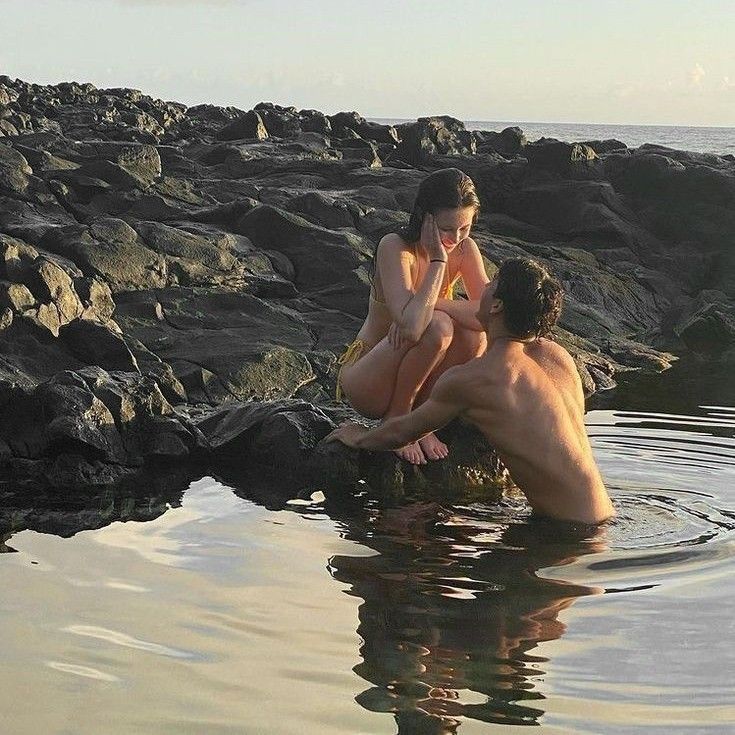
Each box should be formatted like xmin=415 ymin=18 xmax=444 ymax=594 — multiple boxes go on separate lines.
xmin=430 ymin=258 xmax=448 ymax=264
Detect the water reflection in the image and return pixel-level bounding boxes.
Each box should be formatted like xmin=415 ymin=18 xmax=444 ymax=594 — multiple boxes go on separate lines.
xmin=0 ymin=464 xmax=193 ymax=551
xmin=326 ymin=503 xmax=609 ymax=731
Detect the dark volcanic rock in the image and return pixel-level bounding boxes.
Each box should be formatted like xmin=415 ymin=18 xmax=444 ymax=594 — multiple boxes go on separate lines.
xmin=675 ymin=290 xmax=735 ymax=354
xmin=396 ymin=116 xmax=476 ymax=163
xmin=236 ymin=204 xmax=372 ymax=290
xmin=217 ymin=110 xmax=269 ymax=141
xmin=583 ymin=139 xmax=628 ymax=155
xmin=0 ymin=74 xmax=731 ymax=496
xmin=475 ymin=126 xmax=527 ymax=157
xmin=0 ymin=143 xmax=33 ymax=193
xmin=194 ymin=399 xmax=510 ymax=498
xmin=523 ymin=139 xmax=602 ymax=178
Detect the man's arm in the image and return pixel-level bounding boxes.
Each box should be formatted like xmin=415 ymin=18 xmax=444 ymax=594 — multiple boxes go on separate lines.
xmin=326 ymin=373 xmax=464 ymax=450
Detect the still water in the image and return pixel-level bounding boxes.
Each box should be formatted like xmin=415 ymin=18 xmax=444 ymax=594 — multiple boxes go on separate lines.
xmin=1 ymin=363 xmax=734 ymax=734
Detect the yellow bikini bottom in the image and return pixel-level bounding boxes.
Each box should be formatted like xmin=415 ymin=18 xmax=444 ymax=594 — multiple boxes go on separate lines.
xmin=335 ymin=338 xmax=369 ymax=401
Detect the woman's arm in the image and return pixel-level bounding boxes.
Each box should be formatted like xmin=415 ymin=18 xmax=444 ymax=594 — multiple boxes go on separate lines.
xmin=434 ymin=238 xmax=491 ymax=331
xmin=456 ymin=237 xmax=492 ymax=300
xmin=434 ymin=297 xmax=484 ymax=331
xmin=379 ymin=215 xmax=447 ymax=344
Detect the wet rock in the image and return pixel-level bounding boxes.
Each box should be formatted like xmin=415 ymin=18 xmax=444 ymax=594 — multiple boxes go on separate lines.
xmin=675 ymin=291 xmax=735 ymax=354
xmin=195 ymin=399 xmax=510 ymax=496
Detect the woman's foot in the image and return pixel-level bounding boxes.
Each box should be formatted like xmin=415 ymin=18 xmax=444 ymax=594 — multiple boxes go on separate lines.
xmin=418 ymin=432 xmax=449 ymax=460
xmin=394 ymin=442 xmax=427 ymax=465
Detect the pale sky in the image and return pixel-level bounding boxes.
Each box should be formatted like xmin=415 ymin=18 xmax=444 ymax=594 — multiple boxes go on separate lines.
xmin=2 ymin=0 xmax=734 ymax=126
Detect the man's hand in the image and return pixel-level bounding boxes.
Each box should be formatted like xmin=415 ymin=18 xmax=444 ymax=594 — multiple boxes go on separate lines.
xmin=325 ymin=421 xmax=369 ymax=448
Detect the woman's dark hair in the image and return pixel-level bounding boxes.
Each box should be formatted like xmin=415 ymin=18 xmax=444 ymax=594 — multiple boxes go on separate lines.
xmin=399 ymin=168 xmax=480 ymax=243
xmin=495 ymin=258 xmax=563 ymax=338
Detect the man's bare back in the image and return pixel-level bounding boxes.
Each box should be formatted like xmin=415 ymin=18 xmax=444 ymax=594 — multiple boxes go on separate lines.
xmin=326 ymin=257 xmax=614 ymax=525
xmin=452 ymin=338 xmax=613 ymax=524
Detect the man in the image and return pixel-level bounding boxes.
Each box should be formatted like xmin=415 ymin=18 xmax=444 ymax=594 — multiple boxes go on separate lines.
xmin=326 ymin=257 xmax=614 ymax=525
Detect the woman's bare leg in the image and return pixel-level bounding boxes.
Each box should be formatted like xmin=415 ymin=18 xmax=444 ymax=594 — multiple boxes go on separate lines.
xmin=417 ymin=325 xmax=487 ymax=403
xmin=383 ymin=312 xmax=454 ymax=463
xmin=415 ymin=325 xmax=486 ymax=460
xmin=339 ymin=312 xmax=454 ymax=464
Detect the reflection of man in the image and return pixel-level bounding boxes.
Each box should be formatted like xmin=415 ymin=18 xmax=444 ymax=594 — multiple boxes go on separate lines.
xmin=329 ymin=505 xmax=608 ymax=731
xmin=327 ymin=258 xmax=614 ymax=525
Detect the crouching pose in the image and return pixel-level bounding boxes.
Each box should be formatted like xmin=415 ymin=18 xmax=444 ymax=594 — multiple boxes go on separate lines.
xmin=336 ymin=168 xmax=491 ymax=465
xmin=328 ymin=258 xmax=615 ymax=525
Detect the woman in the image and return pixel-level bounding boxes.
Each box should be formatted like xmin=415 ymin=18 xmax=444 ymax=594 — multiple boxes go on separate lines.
xmin=337 ymin=168 xmax=491 ymax=465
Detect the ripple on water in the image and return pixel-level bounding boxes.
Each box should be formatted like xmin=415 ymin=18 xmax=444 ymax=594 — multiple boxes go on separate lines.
xmin=587 ymin=407 xmax=735 ymax=552
xmin=608 ymin=491 xmax=735 ymax=551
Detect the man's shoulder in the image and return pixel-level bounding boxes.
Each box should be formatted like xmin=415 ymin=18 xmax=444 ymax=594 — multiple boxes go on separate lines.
xmin=434 ymin=360 xmax=483 ymax=397
xmin=528 ymin=337 xmax=584 ymax=399
xmin=434 ymin=358 xmax=504 ymax=407
xmin=535 ymin=337 xmax=576 ymax=368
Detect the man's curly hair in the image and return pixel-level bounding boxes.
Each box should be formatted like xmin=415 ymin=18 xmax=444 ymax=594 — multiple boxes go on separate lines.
xmin=495 ymin=258 xmax=563 ymax=338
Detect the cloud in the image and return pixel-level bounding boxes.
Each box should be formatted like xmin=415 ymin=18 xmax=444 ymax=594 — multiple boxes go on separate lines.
xmin=689 ymin=63 xmax=706 ymax=86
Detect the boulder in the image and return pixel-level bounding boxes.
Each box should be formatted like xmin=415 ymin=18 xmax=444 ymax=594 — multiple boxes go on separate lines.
xmin=253 ymin=102 xmax=302 ymax=138
xmin=216 ymin=110 xmax=269 ymax=141
xmin=41 ymin=219 xmax=168 ymax=292
xmin=0 ymin=143 xmax=33 ymax=193
xmin=523 ymin=139 xmax=602 ymax=178
xmin=396 ymin=116 xmax=475 ymax=163
xmin=675 ymin=291 xmax=735 ymax=354
xmin=236 ymin=204 xmax=372 ymax=290
xmin=475 ymin=126 xmax=527 ymax=157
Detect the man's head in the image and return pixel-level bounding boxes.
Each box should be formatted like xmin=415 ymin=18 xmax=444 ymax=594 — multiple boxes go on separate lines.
xmin=478 ymin=258 xmax=563 ymax=338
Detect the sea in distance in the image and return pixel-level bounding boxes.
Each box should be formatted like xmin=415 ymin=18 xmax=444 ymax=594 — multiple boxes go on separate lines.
xmin=371 ymin=119 xmax=735 ymax=156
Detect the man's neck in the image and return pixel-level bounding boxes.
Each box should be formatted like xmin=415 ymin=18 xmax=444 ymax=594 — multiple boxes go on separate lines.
xmin=485 ymin=324 xmax=536 ymax=345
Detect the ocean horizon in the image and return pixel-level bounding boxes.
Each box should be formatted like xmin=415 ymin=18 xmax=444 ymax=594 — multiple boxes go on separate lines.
xmin=371 ymin=118 xmax=735 ymax=156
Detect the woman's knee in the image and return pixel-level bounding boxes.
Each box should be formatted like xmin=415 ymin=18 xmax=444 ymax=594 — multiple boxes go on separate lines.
xmin=422 ymin=311 xmax=454 ymax=349
xmin=450 ymin=325 xmax=486 ymax=358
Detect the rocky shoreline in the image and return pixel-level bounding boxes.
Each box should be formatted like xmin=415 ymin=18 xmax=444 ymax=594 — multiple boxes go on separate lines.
xmin=1 ymin=76 xmax=733 ymax=504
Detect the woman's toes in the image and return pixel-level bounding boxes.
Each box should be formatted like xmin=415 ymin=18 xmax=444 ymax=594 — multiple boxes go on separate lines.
xmin=418 ymin=433 xmax=449 ymax=461
xmin=394 ymin=442 xmax=426 ymax=465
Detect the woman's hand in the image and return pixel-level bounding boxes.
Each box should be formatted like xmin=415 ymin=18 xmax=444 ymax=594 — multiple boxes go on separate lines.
xmin=421 ymin=213 xmax=447 ymax=263
xmin=388 ymin=321 xmax=417 ymax=350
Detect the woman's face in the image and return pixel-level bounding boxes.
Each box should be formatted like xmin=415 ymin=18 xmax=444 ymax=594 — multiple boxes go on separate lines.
xmin=432 ymin=206 xmax=475 ymax=252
